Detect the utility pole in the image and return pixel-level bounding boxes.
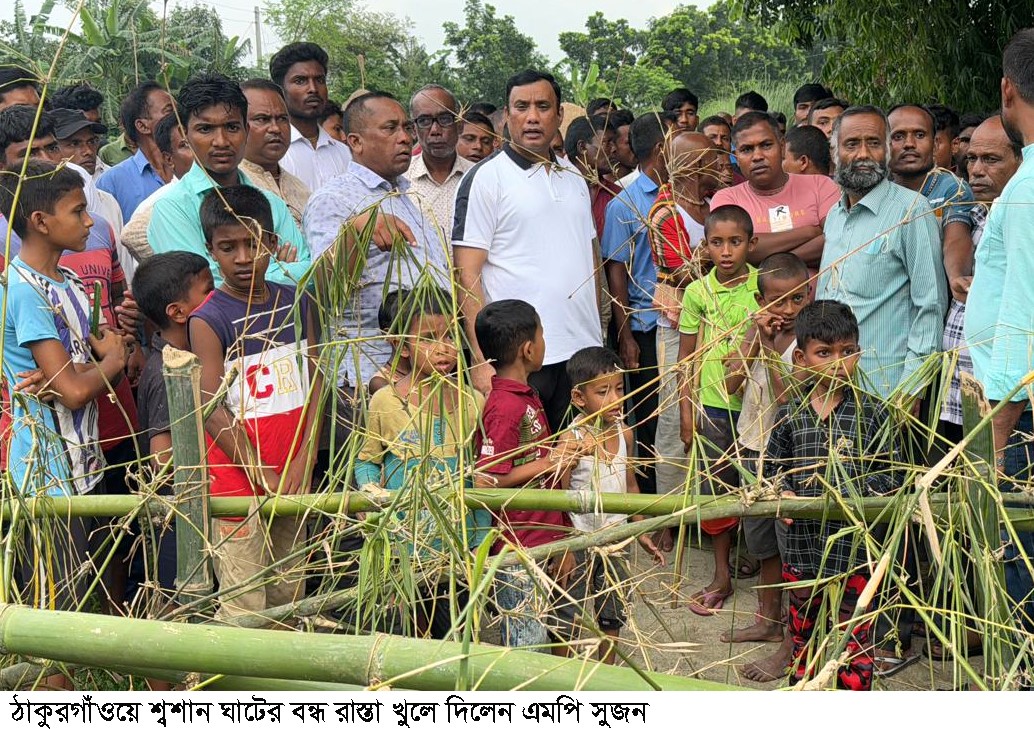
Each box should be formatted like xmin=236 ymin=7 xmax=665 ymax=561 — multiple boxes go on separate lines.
xmin=254 ymin=6 xmax=263 ymax=61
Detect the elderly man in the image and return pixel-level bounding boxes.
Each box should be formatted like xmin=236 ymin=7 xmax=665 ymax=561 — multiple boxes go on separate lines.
xmin=303 ymin=91 xmax=450 ymax=392
xmin=453 ymin=70 xmax=602 ymax=430
xmin=407 ymin=84 xmax=472 ymax=240
xmin=239 ymin=79 xmax=311 ymax=227
xmin=965 ymin=29 xmax=1034 ymax=642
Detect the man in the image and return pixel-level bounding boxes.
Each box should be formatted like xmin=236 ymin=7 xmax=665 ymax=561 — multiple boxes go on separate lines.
xmin=954 ymin=112 xmax=986 ymax=179
xmin=564 ymin=115 xmax=618 ymax=238
xmin=148 ymin=73 xmax=311 ymax=286
xmin=608 ymin=109 xmax=638 ymax=184
xmin=733 ymin=90 xmax=768 ymax=122
xmin=888 ymin=104 xmax=975 ymax=302
xmin=662 ymin=89 xmax=699 ymax=132
xmin=97 ymin=82 xmax=174 ymax=220
xmin=793 ymin=83 xmax=833 ymax=126
xmin=407 ymin=84 xmax=472 ymax=240
xmin=50 ymin=108 xmax=106 ymax=177
xmin=700 ymin=114 xmax=739 ymax=185
xmin=0 ymin=66 xmax=39 ymax=110
xmin=601 ymin=113 xmax=669 ymax=495
xmin=587 ymin=97 xmax=617 ymax=118
xmin=269 ymin=42 xmax=352 ymax=192
xmin=453 ymin=70 xmax=602 ymax=430
xmin=51 ymin=84 xmax=108 ymax=175
xmin=239 ymin=79 xmax=311 ymax=227
xmin=928 ymin=103 xmax=960 ymax=170
xmin=456 ymin=111 xmax=495 ymax=163
xmin=966 ymin=29 xmax=1034 ymax=642
xmin=783 ymin=124 xmax=832 ymax=176
xmin=303 ymin=91 xmax=450 ymax=391
xmin=712 ymin=111 xmax=840 ymax=268
xmin=808 ymin=97 xmax=848 ymax=138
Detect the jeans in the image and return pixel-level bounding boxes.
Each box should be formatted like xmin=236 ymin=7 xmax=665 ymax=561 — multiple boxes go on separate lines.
xmin=1002 ymin=411 xmax=1034 ymax=633
xmin=495 ymin=564 xmax=550 ymax=651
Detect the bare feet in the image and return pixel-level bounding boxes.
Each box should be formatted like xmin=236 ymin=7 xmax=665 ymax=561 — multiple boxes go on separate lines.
xmin=655 ymin=528 xmax=674 ymax=553
xmin=738 ymin=639 xmax=793 ymax=682
xmin=721 ymin=618 xmax=783 ymax=643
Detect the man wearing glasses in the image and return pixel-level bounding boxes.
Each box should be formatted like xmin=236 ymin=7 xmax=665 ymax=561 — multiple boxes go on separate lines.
xmin=407 ymin=85 xmax=473 ymax=241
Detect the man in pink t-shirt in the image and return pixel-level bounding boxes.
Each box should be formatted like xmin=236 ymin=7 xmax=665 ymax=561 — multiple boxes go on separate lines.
xmin=712 ymin=111 xmax=840 ymax=268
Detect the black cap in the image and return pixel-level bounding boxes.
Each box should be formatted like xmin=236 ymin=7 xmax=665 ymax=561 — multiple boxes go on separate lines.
xmin=48 ymin=108 xmax=107 ymax=139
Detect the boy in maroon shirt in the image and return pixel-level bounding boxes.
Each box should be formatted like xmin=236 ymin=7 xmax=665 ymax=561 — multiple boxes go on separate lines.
xmin=474 ymin=299 xmax=585 ymax=651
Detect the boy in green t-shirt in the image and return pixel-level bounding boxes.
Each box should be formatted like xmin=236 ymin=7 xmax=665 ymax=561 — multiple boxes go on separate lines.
xmin=676 ymin=204 xmax=758 ymax=616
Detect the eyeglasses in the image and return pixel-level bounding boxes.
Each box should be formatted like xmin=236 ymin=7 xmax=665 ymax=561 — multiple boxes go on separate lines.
xmin=413 ymin=113 xmax=456 ymax=129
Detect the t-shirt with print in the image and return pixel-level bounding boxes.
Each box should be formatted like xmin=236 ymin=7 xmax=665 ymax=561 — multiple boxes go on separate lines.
xmin=678 ymin=267 xmax=760 ymax=411
xmin=710 ymin=174 xmax=840 ymax=234
xmin=475 ymin=376 xmax=570 ymax=553
xmin=920 ymin=168 xmax=974 ymax=231
xmin=189 ymin=283 xmax=313 ymax=498
xmin=1 ymin=258 xmax=104 ymax=495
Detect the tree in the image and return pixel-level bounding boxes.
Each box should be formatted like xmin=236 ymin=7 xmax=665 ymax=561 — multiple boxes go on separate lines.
xmin=558 ymin=12 xmax=648 ymax=78
xmin=164 ymin=6 xmax=251 ymax=82
xmin=737 ymin=0 xmax=1027 ymax=111
xmin=0 ymin=0 xmax=64 ymax=73
xmin=442 ymin=0 xmax=548 ymax=106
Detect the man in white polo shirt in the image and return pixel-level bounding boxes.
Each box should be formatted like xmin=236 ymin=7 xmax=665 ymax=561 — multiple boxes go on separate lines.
xmin=269 ymin=42 xmax=352 ymax=192
xmin=453 ymin=69 xmax=603 ymax=431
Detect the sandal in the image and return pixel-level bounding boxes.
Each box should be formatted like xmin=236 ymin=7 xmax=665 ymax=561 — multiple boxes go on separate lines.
xmin=688 ymin=588 xmax=734 ymax=617
xmin=873 ymin=652 xmax=921 ymax=678
xmin=729 ymin=553 xmax=761 ymax=579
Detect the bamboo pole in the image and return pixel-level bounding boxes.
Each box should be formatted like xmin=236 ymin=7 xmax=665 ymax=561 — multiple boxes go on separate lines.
xmin=162 ymin=346 xmax=214 ymax=601
xmin=0 ymin=604 xmax=739 ymax=691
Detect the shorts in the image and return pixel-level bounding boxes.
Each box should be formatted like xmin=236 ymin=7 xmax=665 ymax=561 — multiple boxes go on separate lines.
xmin=18 ymin=516 xmax=91 ymax=611
xmin=698 ymin=406 xmax=740 ymax=536
xmin=494 ymin=551 xmax=577 ymax=651
xmin=738 ymin=447 xmax=786 ymax=561
xmin=558 ymin=549 xmax=630 ymax=634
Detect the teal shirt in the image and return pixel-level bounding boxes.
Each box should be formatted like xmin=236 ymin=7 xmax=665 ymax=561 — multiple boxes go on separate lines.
xmin=817 ymin=179 xmax=946 ymax=399
xmin=147 ymin=164 xmax=312 ymax=287
xmin=966 ymin=144 xmax=1034 ymax=402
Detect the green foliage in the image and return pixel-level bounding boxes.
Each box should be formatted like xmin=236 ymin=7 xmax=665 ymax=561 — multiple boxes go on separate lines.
xmin=737 ymin=0 xmax=1031 ymax=112
xmin=699 ymin=78 xmax=799 ymax=120
xmin=558 ymin=12 xmax=648 ymax=76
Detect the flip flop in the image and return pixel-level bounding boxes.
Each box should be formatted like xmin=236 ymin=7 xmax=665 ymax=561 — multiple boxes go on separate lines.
xmin=688 ymin=588 xmax=734 ymax=617
xmin=729 ymin=553 xmax=761 ymax=579
xmin=873 ymin=652 xmax=921 ymax=678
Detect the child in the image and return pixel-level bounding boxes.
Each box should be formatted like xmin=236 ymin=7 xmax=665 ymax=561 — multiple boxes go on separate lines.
xmin=188 ymin=185 xmax=323 ymax=619
xmin=0 ymin=162 xmax=127 ymax=687
xmin=766 ymin=301 xmax=901 ymax=691
xmin=721 ymin=252 xmax=809 ymax=679
xmin=558 ymin=346 xmax=665 ymax=662
xmin=677 ymin=204 xmax=758 ymax=616
xmin=473 ymin=299 xmax=584 ymax=652
xmin=367 ymin=288 xmax=411 ymax=395
xmin=356 ymin=286 xmax=487 ymax=637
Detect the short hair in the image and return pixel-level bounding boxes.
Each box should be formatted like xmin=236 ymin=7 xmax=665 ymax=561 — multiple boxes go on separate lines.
xmin=475 ymin=299 xmax=540 ymax=367
xmin=793 ymin=83 xmax=833 ymax=107
xmin=0 ymin=160 xmax=84 ymax=237
xmin=177 ymin=73 xmax=248 ymax=126
xmin=468 ymin=102 xmax=497 ymax=117
xmin=757 ymin=252 xmax=809 ymax=297
xmin=133 ymin=252 xmax=211 ymax=329
xmin=831 ymin=105 xmax=889 ymax=152
xmin=199 ymin=186 xmax=274 ymax=245
xmin=629 ymin=112 xmax=666 ymax=161
xmin=504 ymin=70 xmax=561 ymax=109
xmin=269 ymin=42 xmax=329 ymax=89
xmin=732 ymin=110 xmax=781 ymax=140
xmin=1004 ymin=28 xmax=1034 ymax=103
xmin=152 ymin=113 xmax=181 ymax=156
xmin=240 ymin=78 xmax=286 ymax=99
xmin=378 ymin=288 xmax=409 ymax=332
xmin=567 ymin=346 xmax=623 ymax=389
xmin=343 ymin=91 xmax=399 ymax=134
xmin=704 ymin=204 xmax=754 ymax=238
xmin=393 ymin=287 xmax=452 ymax=336
xmin=794 ymin=300 xmax=859 ymax=347
xmin=785 ymin=125 xmax=831 ymax=172
xmin=0 ymin=104 xmax=55 ymax=158
xmin=699 ymin=115 xmax=731 ymax=133
xmin=586 ymin=97 xmax=615 ymax=116
xmin=887 ymin=103 xmax=936 ymax=134
xmin=0 ymin=66 xmax=40 ymax=103
xmin=662 ymin=88 xmax=699 ymax=113
xmin=319 ymin=99 xmax=343 ymax=124
xmin=120 ymin=81 xmax=164 ymax=144
xmin=735 ymin=91 xmax=768 ymax=113
xmin=808 ymin=97 xmax=848 ymax=122
xmin=988 ymin=113 xmax=1024 ymax=159
xmin=927 ymin=103 xmax=960 ymax=139
xmin=460 ymin=110 xmax=494 ymax=134
xmin=51 ymin=83 xmax=104 ymax=114
xmin=959 ymin=112 xmax=987 ymax=131
xmin=563 ymin=115 xmax=610 ymax=160
xmin=609 ymin=109 xmax=634 ymax=129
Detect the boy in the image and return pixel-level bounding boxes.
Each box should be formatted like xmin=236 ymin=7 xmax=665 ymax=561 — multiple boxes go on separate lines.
xmin=188 ymin=186 xmax=323 ymax=618
xmin=677 ymin=204 xmax=758 ymax=616
xmin=356 ymin=286 xmax=488 ymax=636
xmin=722 ymin=253 xmax=809 ymax=680
xmin=558 ymin=346 xmax=665 ymax=662
xmin=0 ymin=162 xmax=127 ymax=637
xmin=473 ymin=299 xmax=584 ymax=651
xmin=766 ymin=301 xmax=901 ymax=690
xmin=367 ymin=288 xmax=412 ymax=395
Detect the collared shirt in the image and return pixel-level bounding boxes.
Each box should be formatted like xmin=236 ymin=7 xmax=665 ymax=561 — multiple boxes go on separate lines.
xmin=920 ymin=168 xmax=974 ymax=230
xmin=147 ymin=164 xmax=312 ymax=287
xmin=303 ymin=161 xmax=450 ymax=388
xmin=966 ymin=143 xmax=1034 ymax=402
xmin=280 ymin=125 xmax=352 ymax=192
xmin=406 ymin=152 xmax=473 ymax=239
xmin=96 ymin=148 xmax=165 ymax=220
xmin=98 ymin=132 xmax=133 ymax=167
xmin=601 ymin=171 xmax=661 ymax=332
xmin=817 ymin=179 xmax=946 ymax=399
xmin=240 ymin=158 xmax=311 ymax=228
xmin=764 ymin=390 xmax=901 ymax=578
xmin=942 ymin=208 xmax=986 ymax=425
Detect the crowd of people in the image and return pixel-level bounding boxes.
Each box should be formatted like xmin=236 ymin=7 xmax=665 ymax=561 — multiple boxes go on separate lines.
xmin=1 ymin=26 xmax=1034 ymax=691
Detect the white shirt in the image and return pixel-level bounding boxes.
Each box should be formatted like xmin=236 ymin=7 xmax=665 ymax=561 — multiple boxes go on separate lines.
xmin=280 ymin=125 xmax=352 ymax=192
xmin=452 ymin=144 xmax=603 ymax=365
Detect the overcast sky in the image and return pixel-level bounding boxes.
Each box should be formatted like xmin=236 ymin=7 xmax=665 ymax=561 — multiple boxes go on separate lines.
xmin=18 ymin=0 xmax=710 ymax=64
